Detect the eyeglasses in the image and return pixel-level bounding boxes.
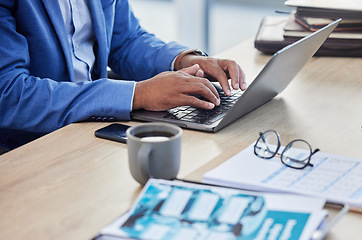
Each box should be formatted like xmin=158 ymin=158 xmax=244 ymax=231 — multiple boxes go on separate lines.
xmin=254 ymin=130 xmax=320 ymax=169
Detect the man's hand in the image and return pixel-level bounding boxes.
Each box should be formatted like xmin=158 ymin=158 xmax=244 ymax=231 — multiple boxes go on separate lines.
xmin=177 ymin=54 xmax=246 ymax=96
xmin=132 ymin=64 xmax=220 ymax=111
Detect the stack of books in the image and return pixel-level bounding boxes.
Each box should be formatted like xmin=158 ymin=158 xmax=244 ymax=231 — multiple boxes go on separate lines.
xmin=254 ymin=0 xmax=362 ymax=56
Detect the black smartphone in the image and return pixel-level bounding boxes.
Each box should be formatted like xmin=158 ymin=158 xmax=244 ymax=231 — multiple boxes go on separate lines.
xmin=94 ymin=123 xmax=130 ymax=143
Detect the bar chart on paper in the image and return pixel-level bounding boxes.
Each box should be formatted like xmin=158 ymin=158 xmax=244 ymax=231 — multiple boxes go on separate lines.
xmin=203 ymin=143 xmax=362 ymax=209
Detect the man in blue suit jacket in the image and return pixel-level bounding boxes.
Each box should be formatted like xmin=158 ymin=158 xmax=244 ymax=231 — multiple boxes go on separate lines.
xmin=0 ymin=0 xmax=246 ymax=150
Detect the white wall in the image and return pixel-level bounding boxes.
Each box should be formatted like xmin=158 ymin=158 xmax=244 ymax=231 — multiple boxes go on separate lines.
xmin=129 ymin=0 xmax=292 ymax=54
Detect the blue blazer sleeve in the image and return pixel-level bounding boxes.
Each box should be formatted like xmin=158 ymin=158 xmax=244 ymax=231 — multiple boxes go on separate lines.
xmin=0 ymin=0 xmax=189 ymax=140
xmin=107 ymin=0 xmax=189 ymax=80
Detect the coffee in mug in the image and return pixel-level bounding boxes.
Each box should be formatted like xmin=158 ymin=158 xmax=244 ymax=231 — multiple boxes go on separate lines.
xmin=135 ymin=131 xmax=174 ymax=142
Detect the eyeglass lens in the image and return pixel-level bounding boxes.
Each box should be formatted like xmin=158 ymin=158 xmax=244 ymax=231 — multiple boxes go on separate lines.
xmin=281 ymin=140 xmax=312 ymax=169
xmin=254 ymin=130 xmax=280 ymax=158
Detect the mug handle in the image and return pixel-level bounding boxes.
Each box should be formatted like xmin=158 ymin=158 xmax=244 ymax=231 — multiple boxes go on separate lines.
xmin=138 ymin=144 xmax=153 ymax=183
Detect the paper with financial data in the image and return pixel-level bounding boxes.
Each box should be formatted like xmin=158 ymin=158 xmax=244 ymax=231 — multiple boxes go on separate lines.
xmin=203 ymin=143 xmax=362 ymax=209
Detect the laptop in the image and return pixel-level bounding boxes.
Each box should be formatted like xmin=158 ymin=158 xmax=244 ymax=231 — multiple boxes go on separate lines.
xmin=131 ymin=19 xmax=341 ymax=132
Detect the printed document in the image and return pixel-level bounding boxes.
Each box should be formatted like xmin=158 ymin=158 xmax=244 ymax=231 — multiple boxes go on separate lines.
xmin=203 ymin=143 xmax=362 ymax=209
xmin=97 ymin=179 xmax=327 ymax=240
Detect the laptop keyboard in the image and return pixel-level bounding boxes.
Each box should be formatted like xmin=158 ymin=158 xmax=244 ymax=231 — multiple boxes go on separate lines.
xmin=163 ymin=86 xmax=242 ymax=125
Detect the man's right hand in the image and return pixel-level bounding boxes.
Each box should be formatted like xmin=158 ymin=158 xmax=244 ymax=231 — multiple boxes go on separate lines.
xmin=132 ymin=64 xmax=220 ymax=111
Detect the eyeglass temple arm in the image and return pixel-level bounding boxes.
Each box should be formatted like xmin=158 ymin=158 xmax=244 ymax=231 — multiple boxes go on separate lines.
xmin=308 ymin=148 xmax=320 ymax=167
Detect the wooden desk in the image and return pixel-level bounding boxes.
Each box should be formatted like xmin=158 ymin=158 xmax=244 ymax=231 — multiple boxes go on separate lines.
xmin=1 ymin=40 xmax=361 ymax=239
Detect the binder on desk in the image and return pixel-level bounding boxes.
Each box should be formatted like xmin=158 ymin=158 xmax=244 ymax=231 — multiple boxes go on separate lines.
xmin=94 ymin=178 xmax=348 ymax=240
xmin=255 ymin=0 xmax=362 ymax=57
xmin=293 ymin=15 xmax=362 ymax=32
xmin=254 ymin=16 xmax=362 ymax=57
xmin=283 ymin=13 xmax=362 ymax=39
xmin=284 ymin=0 xmax=362 ymax=19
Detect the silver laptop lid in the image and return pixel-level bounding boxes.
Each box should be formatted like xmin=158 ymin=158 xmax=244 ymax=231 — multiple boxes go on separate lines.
xmin=214 ymin=19 xmax=341 ymax=132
